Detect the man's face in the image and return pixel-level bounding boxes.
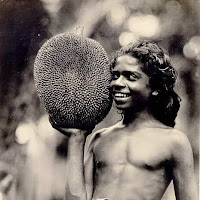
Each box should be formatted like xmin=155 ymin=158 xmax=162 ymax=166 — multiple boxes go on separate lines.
xmin=110 ymin=55 xmax=151 ymax=111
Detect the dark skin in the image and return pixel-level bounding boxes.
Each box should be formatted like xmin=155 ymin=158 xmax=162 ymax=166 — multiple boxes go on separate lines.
xmin=52 ymin=55 xmax=198 ymax=200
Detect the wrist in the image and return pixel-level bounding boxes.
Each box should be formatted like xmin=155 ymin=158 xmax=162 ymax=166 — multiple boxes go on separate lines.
xmin=68 ymin=132 xmax=87 ymax=145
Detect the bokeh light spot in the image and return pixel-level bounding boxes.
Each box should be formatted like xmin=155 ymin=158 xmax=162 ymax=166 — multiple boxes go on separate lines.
xmin=183 ymin=36 xmax=200 ymax=59
xmin=107 ymin=3 xmax=129 ymax=27
xmin=119 ymin=32 xmax=138 ymax=46
xmin=15 ymin=123 xmax=36 ymax=144
xmin=127 ymin=14 xmax=160 ymax=38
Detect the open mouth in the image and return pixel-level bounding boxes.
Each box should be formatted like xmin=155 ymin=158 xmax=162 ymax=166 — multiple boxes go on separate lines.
xmin=113 ymin=92 xmax=131 ymax=98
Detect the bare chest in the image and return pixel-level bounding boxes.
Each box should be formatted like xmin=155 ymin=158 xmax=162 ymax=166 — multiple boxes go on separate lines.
xmin=93 ymin=133 xmax=171 ymax=170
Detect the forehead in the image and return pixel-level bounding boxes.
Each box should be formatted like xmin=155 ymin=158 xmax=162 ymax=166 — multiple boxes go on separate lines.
xmin=113 ymin=54 xmax=143 ymax=73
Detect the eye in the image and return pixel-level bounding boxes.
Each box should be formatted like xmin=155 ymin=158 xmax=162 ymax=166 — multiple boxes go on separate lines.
xmin=129 ymin=74 xmax=138 ymax=81
xmin=111 ymin=72 xmax=120 ymax=80
xmin=124 ymin=72 xmax=138 ymax=81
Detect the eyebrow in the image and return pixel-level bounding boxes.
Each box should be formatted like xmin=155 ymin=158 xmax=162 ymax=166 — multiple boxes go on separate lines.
xmin=112 ymin=70 xmax=142 ymax=77
xmin=125 ymin=71 xmax=142 ymax=78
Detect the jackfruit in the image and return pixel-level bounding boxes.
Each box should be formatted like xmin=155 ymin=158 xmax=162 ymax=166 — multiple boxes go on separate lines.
xmin=34 ymin=32 xmax=112 ymax=129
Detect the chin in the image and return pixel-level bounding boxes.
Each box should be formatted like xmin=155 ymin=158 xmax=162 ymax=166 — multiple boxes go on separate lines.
xmin=115 ymin=103 xmax=131 ymax=111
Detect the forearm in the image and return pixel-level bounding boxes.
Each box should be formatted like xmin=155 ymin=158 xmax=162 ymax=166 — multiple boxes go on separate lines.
xmin=64 ymin=134 xmax=87 ymax=200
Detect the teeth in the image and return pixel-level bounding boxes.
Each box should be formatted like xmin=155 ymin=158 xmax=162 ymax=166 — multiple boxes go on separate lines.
xmin=114 ymin=93 xmax=130 ymax=98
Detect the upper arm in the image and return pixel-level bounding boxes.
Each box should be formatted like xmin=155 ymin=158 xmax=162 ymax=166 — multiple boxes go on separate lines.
xmin=84 ymin=136 xmax=94 ymax=200
xmin=84 ymin=130 xmax=103 ymax=200
xmin=171 ymin=131 xmax=198 ymax=200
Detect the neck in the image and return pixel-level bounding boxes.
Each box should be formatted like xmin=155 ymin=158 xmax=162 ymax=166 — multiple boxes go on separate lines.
xmin=122 ymin=108 xmax=163 ymax=129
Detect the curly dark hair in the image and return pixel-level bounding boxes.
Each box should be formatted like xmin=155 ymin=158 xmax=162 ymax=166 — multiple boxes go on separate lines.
xmin=110 ymin=40 xmax=181 ymax=127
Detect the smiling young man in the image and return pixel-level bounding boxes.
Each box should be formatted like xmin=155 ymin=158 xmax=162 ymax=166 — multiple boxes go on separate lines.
xmin=52 ymin=40 xmax=198 ymax=200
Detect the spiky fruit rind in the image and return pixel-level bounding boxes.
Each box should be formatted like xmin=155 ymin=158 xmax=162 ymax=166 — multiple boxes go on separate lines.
xmin=34 ymin=32 xmax=112 ymax=129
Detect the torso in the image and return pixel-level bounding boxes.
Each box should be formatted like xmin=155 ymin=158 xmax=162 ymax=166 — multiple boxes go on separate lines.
xmin=91 ymin=123 xmax=175 ymax=200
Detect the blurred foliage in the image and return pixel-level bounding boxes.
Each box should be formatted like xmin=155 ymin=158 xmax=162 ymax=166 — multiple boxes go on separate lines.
xmin=0 ymin=0 xmax=50 ymax=150
xmin=0 ymin=0 xmax=199 ymax=199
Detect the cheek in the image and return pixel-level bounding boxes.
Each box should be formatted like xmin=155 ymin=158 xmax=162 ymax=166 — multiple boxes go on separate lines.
xmin=142 ymin=85 xmax=151 ymax=96
xmin=130 ymin=85 xmax=151 ymax=98
xmin=129 ymin=82 xmax=146 ymax=91
xmin=110 ymin=80 xmax=116 ymax=90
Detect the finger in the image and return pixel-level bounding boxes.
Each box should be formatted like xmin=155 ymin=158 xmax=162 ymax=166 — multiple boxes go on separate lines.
xmin=49 ymin=116 xmax=95 ymax=136
xmin=48 ymin=117 xmax=70 ymax=136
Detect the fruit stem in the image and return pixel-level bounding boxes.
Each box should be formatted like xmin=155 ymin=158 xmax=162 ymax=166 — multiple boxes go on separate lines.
xmin=74 ymin=25 xmax=84 ymax=36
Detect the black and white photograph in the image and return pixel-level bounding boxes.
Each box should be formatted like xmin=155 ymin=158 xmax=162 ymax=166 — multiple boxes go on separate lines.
xmin=0 ymin=0 xmax=199 ymax=200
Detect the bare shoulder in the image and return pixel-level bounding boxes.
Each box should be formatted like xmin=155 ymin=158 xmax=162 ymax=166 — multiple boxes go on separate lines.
xmin=167 ymin=129 xmax=193 ymax=158
xmin=147 ymin=126 xmax=192 ymax=152
xmin=88 ymin=122 xmax=122 ymax=143
xmin=85 ymin=122 xmax=123 ymax=152
xmin=153 ymin=126 xmax=189 ymax=144
xmin=168 ymin=129 xmax=191 ymax=147
xmin=86 ymin=127 xmax=107 ymax=146
xmin=152 ymin=128 xmax=194 ymax=163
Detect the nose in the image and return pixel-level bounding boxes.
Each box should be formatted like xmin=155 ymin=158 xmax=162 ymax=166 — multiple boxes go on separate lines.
xmin=111 ymin=76 xmax=126 ymax=90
